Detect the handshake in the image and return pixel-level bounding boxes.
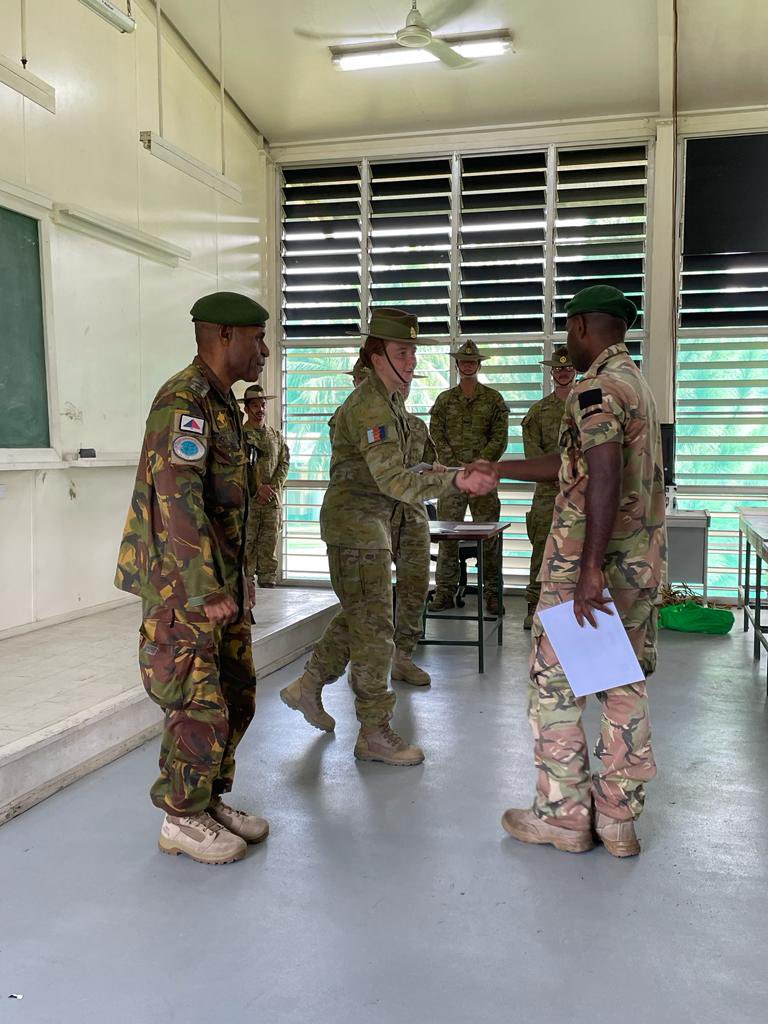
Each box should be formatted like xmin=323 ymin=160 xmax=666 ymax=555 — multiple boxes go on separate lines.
xmin=454 ymin=460 xmax=500 ymax=496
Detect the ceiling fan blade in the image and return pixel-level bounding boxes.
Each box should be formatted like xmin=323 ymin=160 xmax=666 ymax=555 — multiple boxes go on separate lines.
xmin=424 ymin=38 xmax=474 ymax=68
xmin=294 ymin=29 xmax=393 ymax=42
xmin=423 ymin=0 xmax=481 ymax=32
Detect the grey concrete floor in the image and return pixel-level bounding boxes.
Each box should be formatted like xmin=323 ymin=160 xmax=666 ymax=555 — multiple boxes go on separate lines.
xmin=1 ymin=597 xmax=767 ymax=1024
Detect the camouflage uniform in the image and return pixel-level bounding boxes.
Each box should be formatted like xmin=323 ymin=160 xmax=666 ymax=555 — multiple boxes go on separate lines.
xmin=306 ymin=371 xmax=457 ymax=725
xmin=521 ymin=392 xmax=565 ymax=609
xmin=429 ymin=382 xmax=509 ymax=594
xmin=115 ymin=355 xmax=255 ymax=815
xmin=392 ymin=415 xmax=438 ymax=654
xmin=529 ymin=342 xmax=667 ymax=829
xmin=244 ymin=424 xmax=290 ymax=586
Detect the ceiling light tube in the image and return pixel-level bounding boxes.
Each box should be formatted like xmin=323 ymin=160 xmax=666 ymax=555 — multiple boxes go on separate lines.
xmin=139 ymin=131 xmax=242 ymax=203
xmin=331 ymin=31 xmax=512 ymax=71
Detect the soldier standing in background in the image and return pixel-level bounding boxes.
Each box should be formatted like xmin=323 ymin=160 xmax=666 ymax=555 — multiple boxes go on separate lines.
xmin=280 ymin=308 xmax=481 ymax=766
xmin=521 ymin=345 xmax=576 ymax=629
xmin=429 ymin=340 xmax=509 ymax=614
xmin=115 ymin=291 xmax=271 ymax=865
xmin=463 ymin=286 xmax=665 ymax=858
xmin=241 ymin=384 xmax=290 ymax=588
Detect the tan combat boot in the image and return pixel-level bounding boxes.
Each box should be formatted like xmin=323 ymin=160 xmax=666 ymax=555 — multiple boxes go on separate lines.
xmin=501 ymin=807 xmax=595 ymax=854
xmin=595 ymin=813 xmax=641 ymax=857
xmin=208 ymin=797 xmax=269 ymax=844
xmin=280 ymin=670 xmax=335 ymax=732
xmin=354 ymin=724 xmax=425 ymax=766
xmin=391 ymin=649 xmax=431 ymax=687
xmin=158 ymin=811 xmax=247 ymax=864
xmin=430 ymin=590 xmax=454 ymax=611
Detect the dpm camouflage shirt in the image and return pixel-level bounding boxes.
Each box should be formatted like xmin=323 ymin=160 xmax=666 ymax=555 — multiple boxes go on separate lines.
xmin=540 ymin=342 xmax=667 ymax=590
xmin=115 ymin=355 xmax=248 ymax=615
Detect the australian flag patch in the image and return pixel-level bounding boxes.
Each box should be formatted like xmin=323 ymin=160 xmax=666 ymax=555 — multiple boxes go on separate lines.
xmin=366 ymin=425 xmax=387 ymax=444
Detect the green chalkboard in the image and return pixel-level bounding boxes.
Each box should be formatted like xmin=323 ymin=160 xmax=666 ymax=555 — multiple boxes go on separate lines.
xmin=0 ymin=205 xmax=50 ymax=448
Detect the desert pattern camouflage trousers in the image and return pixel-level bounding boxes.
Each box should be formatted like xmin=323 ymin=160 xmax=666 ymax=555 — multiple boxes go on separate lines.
xmin=245 ymin=502 xmax=281 ymax=585
xmin=528 ymin=583 xmax=658 ymax=829
xmin=435 ymin=491 xmax=501 ymax=593
xmin=392 ymin=506 xmax=431 ymax=655
xmin=306 ymin=546 xmax=396 ymax=726
xmin=139 ymin=607 xmax=256 ymax=815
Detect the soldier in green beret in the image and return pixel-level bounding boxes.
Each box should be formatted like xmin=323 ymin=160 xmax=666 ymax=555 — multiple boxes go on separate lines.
xmin=280 ymin=309 xmax=486 ymax=765
xmin=462 ymin=286 xmax=664 ymax=858
xmin=521 ymin=345 xmax=576 ymax=629
xmin=115 ymin=291 xmax=271 ymax=865
xmin=239 ymin=384 xmax=290 ymax=588
xmin=429 ymin=340 xmax=510 ymax=614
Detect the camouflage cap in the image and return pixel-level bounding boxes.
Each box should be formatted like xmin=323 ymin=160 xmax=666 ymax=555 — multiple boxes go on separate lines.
xmin=360 ymin=307 xmax=434 ymax=344
xmin=564 ymin=285 xmax=637 ymax=328
xmin=452 ymin=339 xmax=489 ymax=362
xmin=541 ymin=345 xmax=574 ymax=368
xmin=190 ymin=291 xmax=269 ymax=326
xmin=239 ymin=383 xmax=275 ymax=403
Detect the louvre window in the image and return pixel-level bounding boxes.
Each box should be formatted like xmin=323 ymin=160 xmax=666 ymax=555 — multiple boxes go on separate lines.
xmin=554 ymin=145 xmax=648 ymax=359
xmin=281 ymin=165 xmax=362 ymax=340
xmin=459 ymin=152 xmax=547 ymax=335
xmin=369 ymin=159 xmax=452 ymax=337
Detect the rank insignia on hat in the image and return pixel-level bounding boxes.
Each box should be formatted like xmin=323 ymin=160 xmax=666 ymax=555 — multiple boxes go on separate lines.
xmin=410 ymin=326 xmax=417 ymax=339
xmin=179 ymin=413 xmax=205 ymax=434
xmin=172 ymin=435 xmax=207 ymax=462
xmin=558 ymin=354 xmax=568 ymax=365
xmin=366 ymin=425 xmax=387 ymax=444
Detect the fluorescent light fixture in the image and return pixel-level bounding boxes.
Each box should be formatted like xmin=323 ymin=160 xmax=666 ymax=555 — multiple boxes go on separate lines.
xmin=53 ymin=203 xmax=191 ymax=266
xmin=0 ymin=50 xmax=55 ymax=112
xmin=332 ymin=31 xmax=512 ymax=71
xmin=78 ymin=0 xmax=135 ymax=34
xmin=139 ymin=131 xmax=242 ymax=204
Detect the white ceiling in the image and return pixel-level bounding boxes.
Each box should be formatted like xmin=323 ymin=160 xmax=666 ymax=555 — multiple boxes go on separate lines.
xmin=160 ymin=0 xmax=768 ymax=145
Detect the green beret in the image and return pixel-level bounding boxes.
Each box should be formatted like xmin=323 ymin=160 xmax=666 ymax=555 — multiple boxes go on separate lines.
xmin=564 ymin=285 xmax=637 ymax=328
xmin=190 ymin=291 xmax=269 ymax=327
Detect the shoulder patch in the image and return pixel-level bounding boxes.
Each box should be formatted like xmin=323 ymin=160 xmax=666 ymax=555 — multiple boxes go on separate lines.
xmin=578 ymin=388 xmax=603 ymax=410
xmin=171 ymin=435 xmax=207 ymax=463
xmin=179 ymin=413 xmax=205 ymax=434
xmin=367 ymin=425 xmax=387 ymax=444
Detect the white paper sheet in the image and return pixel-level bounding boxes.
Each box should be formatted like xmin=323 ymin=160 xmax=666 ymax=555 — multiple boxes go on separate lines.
xmin=538 ymin=596 xmax=644 ymax=697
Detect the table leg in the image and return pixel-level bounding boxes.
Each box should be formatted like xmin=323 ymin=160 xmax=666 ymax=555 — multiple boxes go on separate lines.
xmin=755 ymin=554 xmax=762 ymax=662
xmin=497 ymin=562 xmax=503 ymax=646
xmin=744 ymin=541 xmax=751 ymax=632
xmin=477 ymin=540 xmax=485 ymax=674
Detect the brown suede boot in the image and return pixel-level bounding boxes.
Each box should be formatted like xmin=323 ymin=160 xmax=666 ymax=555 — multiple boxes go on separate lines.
xmin=280 ymin=670 xmax=335 ymax=732
xmin=391 ymin=649 xmax=431 ymax=687
xmin=595 ymin=813 xmax=641 ymax=857
xmin=208 ymin=797 xmax=269 ymax=844
xmin=501 ymin=808 xmax=595 ymax=853
xmin=354 ymin=724 xmax=425 ymax=766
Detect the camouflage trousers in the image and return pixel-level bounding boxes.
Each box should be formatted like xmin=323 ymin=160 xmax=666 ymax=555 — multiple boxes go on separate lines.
xmin=435 ymin=491 xmax=501 ymax=593
xmin=138 ymin=607 xmax=256 ymax=815
xmin=392 ymin=505 xmax=431 ymax=655
xmin=529 ymin=583 xmax=658 ymax=829
xmin=525 ymin=493 xmax=556 ymax=607
xmin=246 ymin=500 xmax=281 ymax=585
xmin=306 ymin=546 xmax=396 ymax=726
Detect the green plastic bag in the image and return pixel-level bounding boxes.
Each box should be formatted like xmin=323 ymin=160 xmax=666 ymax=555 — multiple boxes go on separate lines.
xmin=659 ymin=601 xmax=734 ymax=635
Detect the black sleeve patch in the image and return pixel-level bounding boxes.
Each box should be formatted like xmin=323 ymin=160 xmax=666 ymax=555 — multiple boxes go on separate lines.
xmin=578 ymin=388 xmax=603 ymax=410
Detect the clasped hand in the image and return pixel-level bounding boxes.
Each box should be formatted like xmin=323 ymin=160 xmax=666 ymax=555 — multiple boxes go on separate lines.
xmin=455 ymin=459 xmax=499 ymax=496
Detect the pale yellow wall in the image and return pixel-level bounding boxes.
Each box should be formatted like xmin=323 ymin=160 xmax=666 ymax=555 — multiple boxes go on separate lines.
xmin=0 ymin=0 xmax=271 ymax=632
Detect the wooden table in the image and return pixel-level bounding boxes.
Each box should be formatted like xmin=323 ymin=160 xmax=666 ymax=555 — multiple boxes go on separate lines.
xmin=737 ymin=508 xmax=768 ymax=692
xmin=419 ymin=521 xmax=511 ymax=673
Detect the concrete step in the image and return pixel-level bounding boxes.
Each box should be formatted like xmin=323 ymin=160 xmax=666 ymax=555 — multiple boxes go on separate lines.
xmin=0 ymin=588 xmax=338 ymax=824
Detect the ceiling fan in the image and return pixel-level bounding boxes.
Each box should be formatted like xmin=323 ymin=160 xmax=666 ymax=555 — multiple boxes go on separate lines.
xmin=295 ymin=0 xmax=483 ymax=70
